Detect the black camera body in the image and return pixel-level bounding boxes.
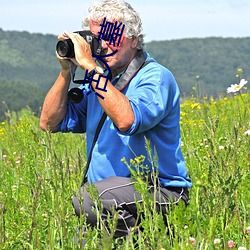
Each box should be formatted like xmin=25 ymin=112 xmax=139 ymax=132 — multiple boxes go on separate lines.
xmin=56 ymin=30 xmax=103 ymax=58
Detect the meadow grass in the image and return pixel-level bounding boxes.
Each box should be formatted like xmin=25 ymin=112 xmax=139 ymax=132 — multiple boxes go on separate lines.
xmin=0 ymin=93 xmax=249 ymax=249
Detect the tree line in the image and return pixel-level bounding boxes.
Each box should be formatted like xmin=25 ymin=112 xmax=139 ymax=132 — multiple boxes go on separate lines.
xmin=0 ymin=28 xmax=249 ymax=120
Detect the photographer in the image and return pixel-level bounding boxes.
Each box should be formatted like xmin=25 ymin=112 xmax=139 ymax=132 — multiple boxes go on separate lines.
xmin=40 ymin=0 xmax=192 ymax=244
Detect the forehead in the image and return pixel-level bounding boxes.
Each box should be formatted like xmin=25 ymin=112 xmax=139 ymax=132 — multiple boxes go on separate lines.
xmin=89 ymin=18 xmax=123 ymax=35
xmin=89 ymin=19 xmax=102 ymax=34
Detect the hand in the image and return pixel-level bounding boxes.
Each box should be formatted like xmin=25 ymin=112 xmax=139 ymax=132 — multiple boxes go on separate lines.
xmin=63 ymin=31 xmax=96 ymax=70
xmin=56 ymin=33 xmax=79 ymax=71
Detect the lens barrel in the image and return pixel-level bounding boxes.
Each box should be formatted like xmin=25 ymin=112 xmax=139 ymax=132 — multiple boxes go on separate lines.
xmin=56 ymin=30 xmax=102 ymax=58
xmin=68 ymin=88 xmax=84 ymax=103
xmin=56 ymin=39 xmax=75 ymax=58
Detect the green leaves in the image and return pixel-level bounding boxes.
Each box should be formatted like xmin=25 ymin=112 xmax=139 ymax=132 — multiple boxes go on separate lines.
xmin=0 ymin=93 xmax=249 ymax=249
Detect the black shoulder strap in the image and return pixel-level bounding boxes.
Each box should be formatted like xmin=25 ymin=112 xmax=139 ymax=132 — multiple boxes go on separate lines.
xmin=81 ymin=50 xmax=149 ymax=185
xmin=115 ymin=50 xmax=147 ymax=91
xmin=81 ymin=112 xmax=107 ymax=185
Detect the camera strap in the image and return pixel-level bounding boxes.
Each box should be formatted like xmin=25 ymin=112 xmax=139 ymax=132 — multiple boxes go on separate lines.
xmin=81 ymin=50 xmax=150 ymax=186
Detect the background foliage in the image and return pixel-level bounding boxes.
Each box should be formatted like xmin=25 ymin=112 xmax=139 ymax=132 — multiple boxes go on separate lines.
xmin=145 ymin=37 xmax=250 ymax=97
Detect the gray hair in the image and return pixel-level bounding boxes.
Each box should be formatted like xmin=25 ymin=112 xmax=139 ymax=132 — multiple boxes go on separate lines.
xmin=82 ymin=0 xmax=145 ymax=49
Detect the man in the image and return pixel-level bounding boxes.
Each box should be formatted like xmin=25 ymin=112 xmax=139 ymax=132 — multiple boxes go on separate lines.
xmin=40 ymin=0 xmax=192 ymax=242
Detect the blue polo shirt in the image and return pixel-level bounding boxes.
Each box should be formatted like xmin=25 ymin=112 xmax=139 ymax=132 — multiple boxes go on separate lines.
xmin=57 ymin=53 xmax=192 ymax=188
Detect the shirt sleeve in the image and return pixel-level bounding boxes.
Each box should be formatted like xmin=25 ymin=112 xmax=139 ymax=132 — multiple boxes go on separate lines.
xmin=119 ymin=63 xmax=180 ymax=135
xmin=56 ymin=94 xmax=87 ymax=133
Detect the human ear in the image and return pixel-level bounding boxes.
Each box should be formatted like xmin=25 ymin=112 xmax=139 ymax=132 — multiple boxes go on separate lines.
xmin=131 ymin=36 xmax=138 ymax=49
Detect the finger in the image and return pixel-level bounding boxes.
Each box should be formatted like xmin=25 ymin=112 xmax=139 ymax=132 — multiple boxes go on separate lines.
xmin=64 ymin=30 xmax=76 ymax=40
xmin=65 ymin=31 xmax=86 ymax=44
xmin=55 ymin=50 xmax=65 ymax=59
xmin=58 ymin=35 xmax=66 ymax=41
xmin=57 ymin=31 xmax=70 ymax=41
xmin=55 ymin=50 xmax=79 ymax=66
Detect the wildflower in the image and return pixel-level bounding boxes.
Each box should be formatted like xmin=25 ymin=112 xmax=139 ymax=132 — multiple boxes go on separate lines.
xmin=237 ymin=67 xmax=243 ymax=73
xmin=191 ymin=103 xmax=201 ymax=109
xmin=121 ymin=157 xmax=126 ymax=163
xmin=135 ymin=157 xmax=141 ymax=164
xmin=196 ymin=180 xmax=202 ymax=185
xmin=246 ymin=226 xmax=250 ymax=235
xmin=227 ymin=79 xmax=248 ymax=93
xmin=228 ymin=240 xmax=235 ymax=248
xmin=218 ymin=145 xmax=224 ymax=150
xmin=42 ymin=213 xmax=48 ymax=221
xmin=130 ymin=159 xmax=135 ymax=165
xmin=238 ymin=247 xmax=246 ymax=250
xmin=214 ymin=238 xmax=221 ymax=244
xmin=12 ymin=185 xmax=17 ymax=192
xmin=244 ymin=130 xmax=250 ymax=136
xmin=189 ymin=237 xmax=196 ymax=246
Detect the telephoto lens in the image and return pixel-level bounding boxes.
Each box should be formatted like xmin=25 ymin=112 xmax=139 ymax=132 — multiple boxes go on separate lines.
xmin=56 ymin=39 xmax=75 ymax=58
xmin=56 ymin=30 xmax=103 ymax=59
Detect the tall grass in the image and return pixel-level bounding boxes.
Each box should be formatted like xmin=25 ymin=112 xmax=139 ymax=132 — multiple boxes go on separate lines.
xmin=0 ymin=93 xmax=249 ymax=249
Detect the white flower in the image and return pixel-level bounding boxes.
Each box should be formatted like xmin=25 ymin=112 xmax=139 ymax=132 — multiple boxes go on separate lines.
xmin=238 ymin=247 xmax=246 ymax=250
xmin=246 ymin=226 xmax=250 ymax=235
xmin=244 ymin=130 xmax=250 ymax=136
xmin=227 ymin=79 xmax=248 ymax=93
xmin=189 ymin=237 xmax=196 ymax=245
xmin=20 ymin=207 xmax=25 ymax=214
xmin=214 ymin=238 xmax=221 ymax=244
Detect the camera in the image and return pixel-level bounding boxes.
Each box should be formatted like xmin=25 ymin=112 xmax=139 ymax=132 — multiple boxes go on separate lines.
xmin=56 ymin=30 xmax=103 ymax=58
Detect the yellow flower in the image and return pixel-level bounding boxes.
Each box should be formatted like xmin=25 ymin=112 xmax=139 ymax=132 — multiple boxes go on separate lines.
xmin=130 ymin=159 xmax=135 ymax=165
xmin=135 ymin=157 xmax=141 ymax=164
xmin=191 ymin=103 xmax=201 ymax=109
xmin=180 ymin=111 xmax=187 ymax=117
xmin=237 ymin=67 xmax=243 ymax=73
